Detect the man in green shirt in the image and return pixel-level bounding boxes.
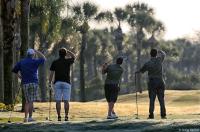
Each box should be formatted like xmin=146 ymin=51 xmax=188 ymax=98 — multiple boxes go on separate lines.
xmin=136 ymin=49 xmax=166 ymax=119
xmin=102 ymin=57 xmax=123 ymax=119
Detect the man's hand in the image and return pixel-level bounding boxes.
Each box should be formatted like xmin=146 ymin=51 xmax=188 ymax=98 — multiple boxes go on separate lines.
xmin=102 ymin=63 xmax=108 ymax=68
xmin=34 ymin=49 xmax=47 ymax=60
xmin=66 ymin=49 xmax=76 ymax=59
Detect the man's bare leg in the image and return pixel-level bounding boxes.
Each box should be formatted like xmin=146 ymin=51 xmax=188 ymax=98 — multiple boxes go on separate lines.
xmin=64 ymin=101 xmax=69 ymax=120
xmin=56 ymin=101 xmax=61 ymax=117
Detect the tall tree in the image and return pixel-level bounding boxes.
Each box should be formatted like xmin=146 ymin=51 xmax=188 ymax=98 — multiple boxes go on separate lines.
xmin=113 ymin=8 xmax=127 ymax=56
xmin=126 ymin=3 xmax=156 ymax=93
xmin=147 ymin=21 xmax=165 ymax=48
xmin=20 ymin=0 xmax=30 ymax=111
xmin=20 ymin=0 xmax=30 ymax=57
xmin=72 ymin=2 xmax=99 ymax=102
xmin=30 ymin=0 xmax=65 ymax=101
xmin=0 ymin=0 xmax=4 ymax=102
xmin=2 ymin=0 xmax=16 ymax=104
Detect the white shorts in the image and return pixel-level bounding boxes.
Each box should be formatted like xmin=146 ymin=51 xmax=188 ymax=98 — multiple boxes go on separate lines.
xmin=54 ymin=81 xmax=71 ymax=101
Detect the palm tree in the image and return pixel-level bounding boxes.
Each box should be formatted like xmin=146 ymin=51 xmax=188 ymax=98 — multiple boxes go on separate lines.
xmin=147 ymin=21 xmax=165 ymax=48
xmin=126 ymin=2 xmax=156 ymax=93
xmin=30 ymin=0 xmax=65 ymax=101
xmin=72 ymin=2 xmax=101 ymax=102
xmin=0 ymin=0 xmax=4 ymax=102
xmin=84 ymin=31 xmax=99 ymax=80
xmin=2 ymin=0 xmax=17 ymax=104
xmin=20 ymin=0 xmax=30 ymax=57
xmin=113 ymin=8 xmax=127 ymax=56
xmin=20 ymin=0 xmax=30 ymax=111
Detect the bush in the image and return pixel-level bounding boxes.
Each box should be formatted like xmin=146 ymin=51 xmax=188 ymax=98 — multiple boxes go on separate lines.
xmin=0 ymin=103 xmax=14 ymax=111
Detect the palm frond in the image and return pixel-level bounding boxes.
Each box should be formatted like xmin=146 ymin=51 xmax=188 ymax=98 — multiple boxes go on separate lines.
xmin=83 ymin=2 xmax=98 ymax=20
xmin=95 ymin=11 xmax=113 ymax=22
xmin=31 ymin=0 xmax=47 ymax=7
xmin=114 ymin=8 xmax=128 ymax=22
xmin=72 ymin=5 xmax=82 ymax=16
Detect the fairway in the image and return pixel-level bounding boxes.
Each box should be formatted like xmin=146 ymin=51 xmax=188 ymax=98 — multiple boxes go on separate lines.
xmin=0 ymin=90 xmax=200 ymax=131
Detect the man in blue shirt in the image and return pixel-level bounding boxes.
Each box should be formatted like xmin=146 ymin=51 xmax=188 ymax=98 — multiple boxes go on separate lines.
xmin=12 ymin=49 xmax=46 ymax=122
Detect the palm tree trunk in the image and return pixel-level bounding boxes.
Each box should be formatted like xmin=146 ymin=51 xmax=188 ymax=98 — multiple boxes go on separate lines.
xmin=2 ymin=0 xmax=16 ymax=104
xmin=93 ymin=56 xmax=98 ymax=77
xmin=38 ymin=35 xmax=47 ymax=102
xmin=38 ymin=63 xmax=47 ymax=101
xmin=114 ymin=26 xmax=123 ymax=56
xmin=12 ymin=16 xmax=20 ymax=99
xmin=86 ymin=59 xmax=93 ymax=80
xmin=0 ymin=1 xmax=4 ymax=102
xmin=80 ymin=32 xmax=86 ymax=102
xmin=71 ymin=65 xmax=75 ymax=101
xmin=20 ymin=0 xmax=30 ymax=111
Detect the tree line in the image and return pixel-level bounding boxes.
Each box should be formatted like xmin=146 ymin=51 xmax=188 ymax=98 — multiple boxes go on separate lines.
xmin=0 ymin=0 xmax=200 ymax=107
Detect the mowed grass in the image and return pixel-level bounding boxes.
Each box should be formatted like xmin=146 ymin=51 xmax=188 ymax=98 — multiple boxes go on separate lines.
xmin=0 ymin=90 xmax=200 ymax=123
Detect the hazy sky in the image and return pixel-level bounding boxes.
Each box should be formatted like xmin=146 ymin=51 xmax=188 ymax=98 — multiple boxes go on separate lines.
xmin=69 ymin=0 xmax=200 ymax=40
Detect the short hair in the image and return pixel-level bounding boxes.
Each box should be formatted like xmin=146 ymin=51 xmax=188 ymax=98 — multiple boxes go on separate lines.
xmin=150 ymin=49 xmax=157 ymax=57
xmin=116 ymin=57 xmax=123 ymax=64
xmin=59 ymin=48 xmax=67 ymax=57
xmin=27 ymin=54 xmax=34 ymax=58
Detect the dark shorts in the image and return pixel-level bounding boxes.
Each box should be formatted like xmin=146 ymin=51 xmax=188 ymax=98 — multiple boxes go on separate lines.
xmin=104 ymin=84 xmax=119 ymax=103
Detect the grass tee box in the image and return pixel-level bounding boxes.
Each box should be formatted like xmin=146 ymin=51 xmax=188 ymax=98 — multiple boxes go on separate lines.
xmin=0 ymin=90 xmax=200 ymax=122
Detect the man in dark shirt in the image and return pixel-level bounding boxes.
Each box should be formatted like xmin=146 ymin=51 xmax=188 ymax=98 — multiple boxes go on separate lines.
xmin=102 ymin=57 xmax=123 ymax=119
xmin=49 ymin=48 xmax=76 ymax=121
xmin=12 ymin=49 xmax=46 ymax=122
xmin=136 ymin=49 xmax=166 ymax=119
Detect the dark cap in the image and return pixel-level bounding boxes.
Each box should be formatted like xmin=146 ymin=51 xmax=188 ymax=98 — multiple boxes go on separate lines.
xmin=59 ymin=48 xmax=67 ymax=57
xmin=150 ymin=49 xmax=157 ymax=57
xmin=116 ymin=57 xmax=123 ymax=64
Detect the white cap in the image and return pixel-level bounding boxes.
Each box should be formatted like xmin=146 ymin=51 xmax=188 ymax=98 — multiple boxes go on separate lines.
xmin=27 ymin=49 xmax=35 ymax=55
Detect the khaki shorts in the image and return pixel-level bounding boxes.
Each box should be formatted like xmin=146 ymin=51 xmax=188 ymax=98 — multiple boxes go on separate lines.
xmin=23 ymin=83 xmax=38 ymax=102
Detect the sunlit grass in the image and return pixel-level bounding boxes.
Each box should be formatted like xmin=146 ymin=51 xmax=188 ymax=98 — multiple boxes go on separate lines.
xmin=0 ymin=90 xmax=199 ymax=123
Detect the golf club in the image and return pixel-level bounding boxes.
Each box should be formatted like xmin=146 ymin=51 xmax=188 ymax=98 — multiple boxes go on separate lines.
xmin=46 ymin=85 xmax=52 ymax=121
xmin=135 ymin=72 xmax=139 ymax=119
xmin=8 ymin=86 xmax=21 ymax=123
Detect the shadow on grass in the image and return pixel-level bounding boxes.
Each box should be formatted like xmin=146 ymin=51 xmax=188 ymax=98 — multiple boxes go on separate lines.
xmin=1 ymin=119 xmax=199 ymax=132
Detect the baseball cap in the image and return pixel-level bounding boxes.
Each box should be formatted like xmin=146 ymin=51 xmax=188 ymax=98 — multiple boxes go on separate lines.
xmin=27 ymin=49 xmax=35 ymax=55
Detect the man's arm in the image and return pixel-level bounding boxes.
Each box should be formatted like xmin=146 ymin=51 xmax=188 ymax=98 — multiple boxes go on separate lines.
xmin=34 ymin=50 xmax=46 ymax=60
xmin=135 ymin=63 xmax=148 ymax=74
xmin=102 ymin=63 xmax=108 ymax=74
xmin=157 ymin=50 xmax=166 ymax=62
xmin=67 ymin=50 xmax=76 ymax=59
xmin=12 ymin=62 xmax=22 ymax=79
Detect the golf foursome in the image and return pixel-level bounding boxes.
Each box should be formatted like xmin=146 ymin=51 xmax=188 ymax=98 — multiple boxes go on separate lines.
xmin=11 ymin=47 xmax=168 ymax=121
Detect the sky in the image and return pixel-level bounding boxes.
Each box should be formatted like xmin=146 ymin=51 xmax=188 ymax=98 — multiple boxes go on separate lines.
xmin=69 ymin=0 xmax=200 ymax=40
